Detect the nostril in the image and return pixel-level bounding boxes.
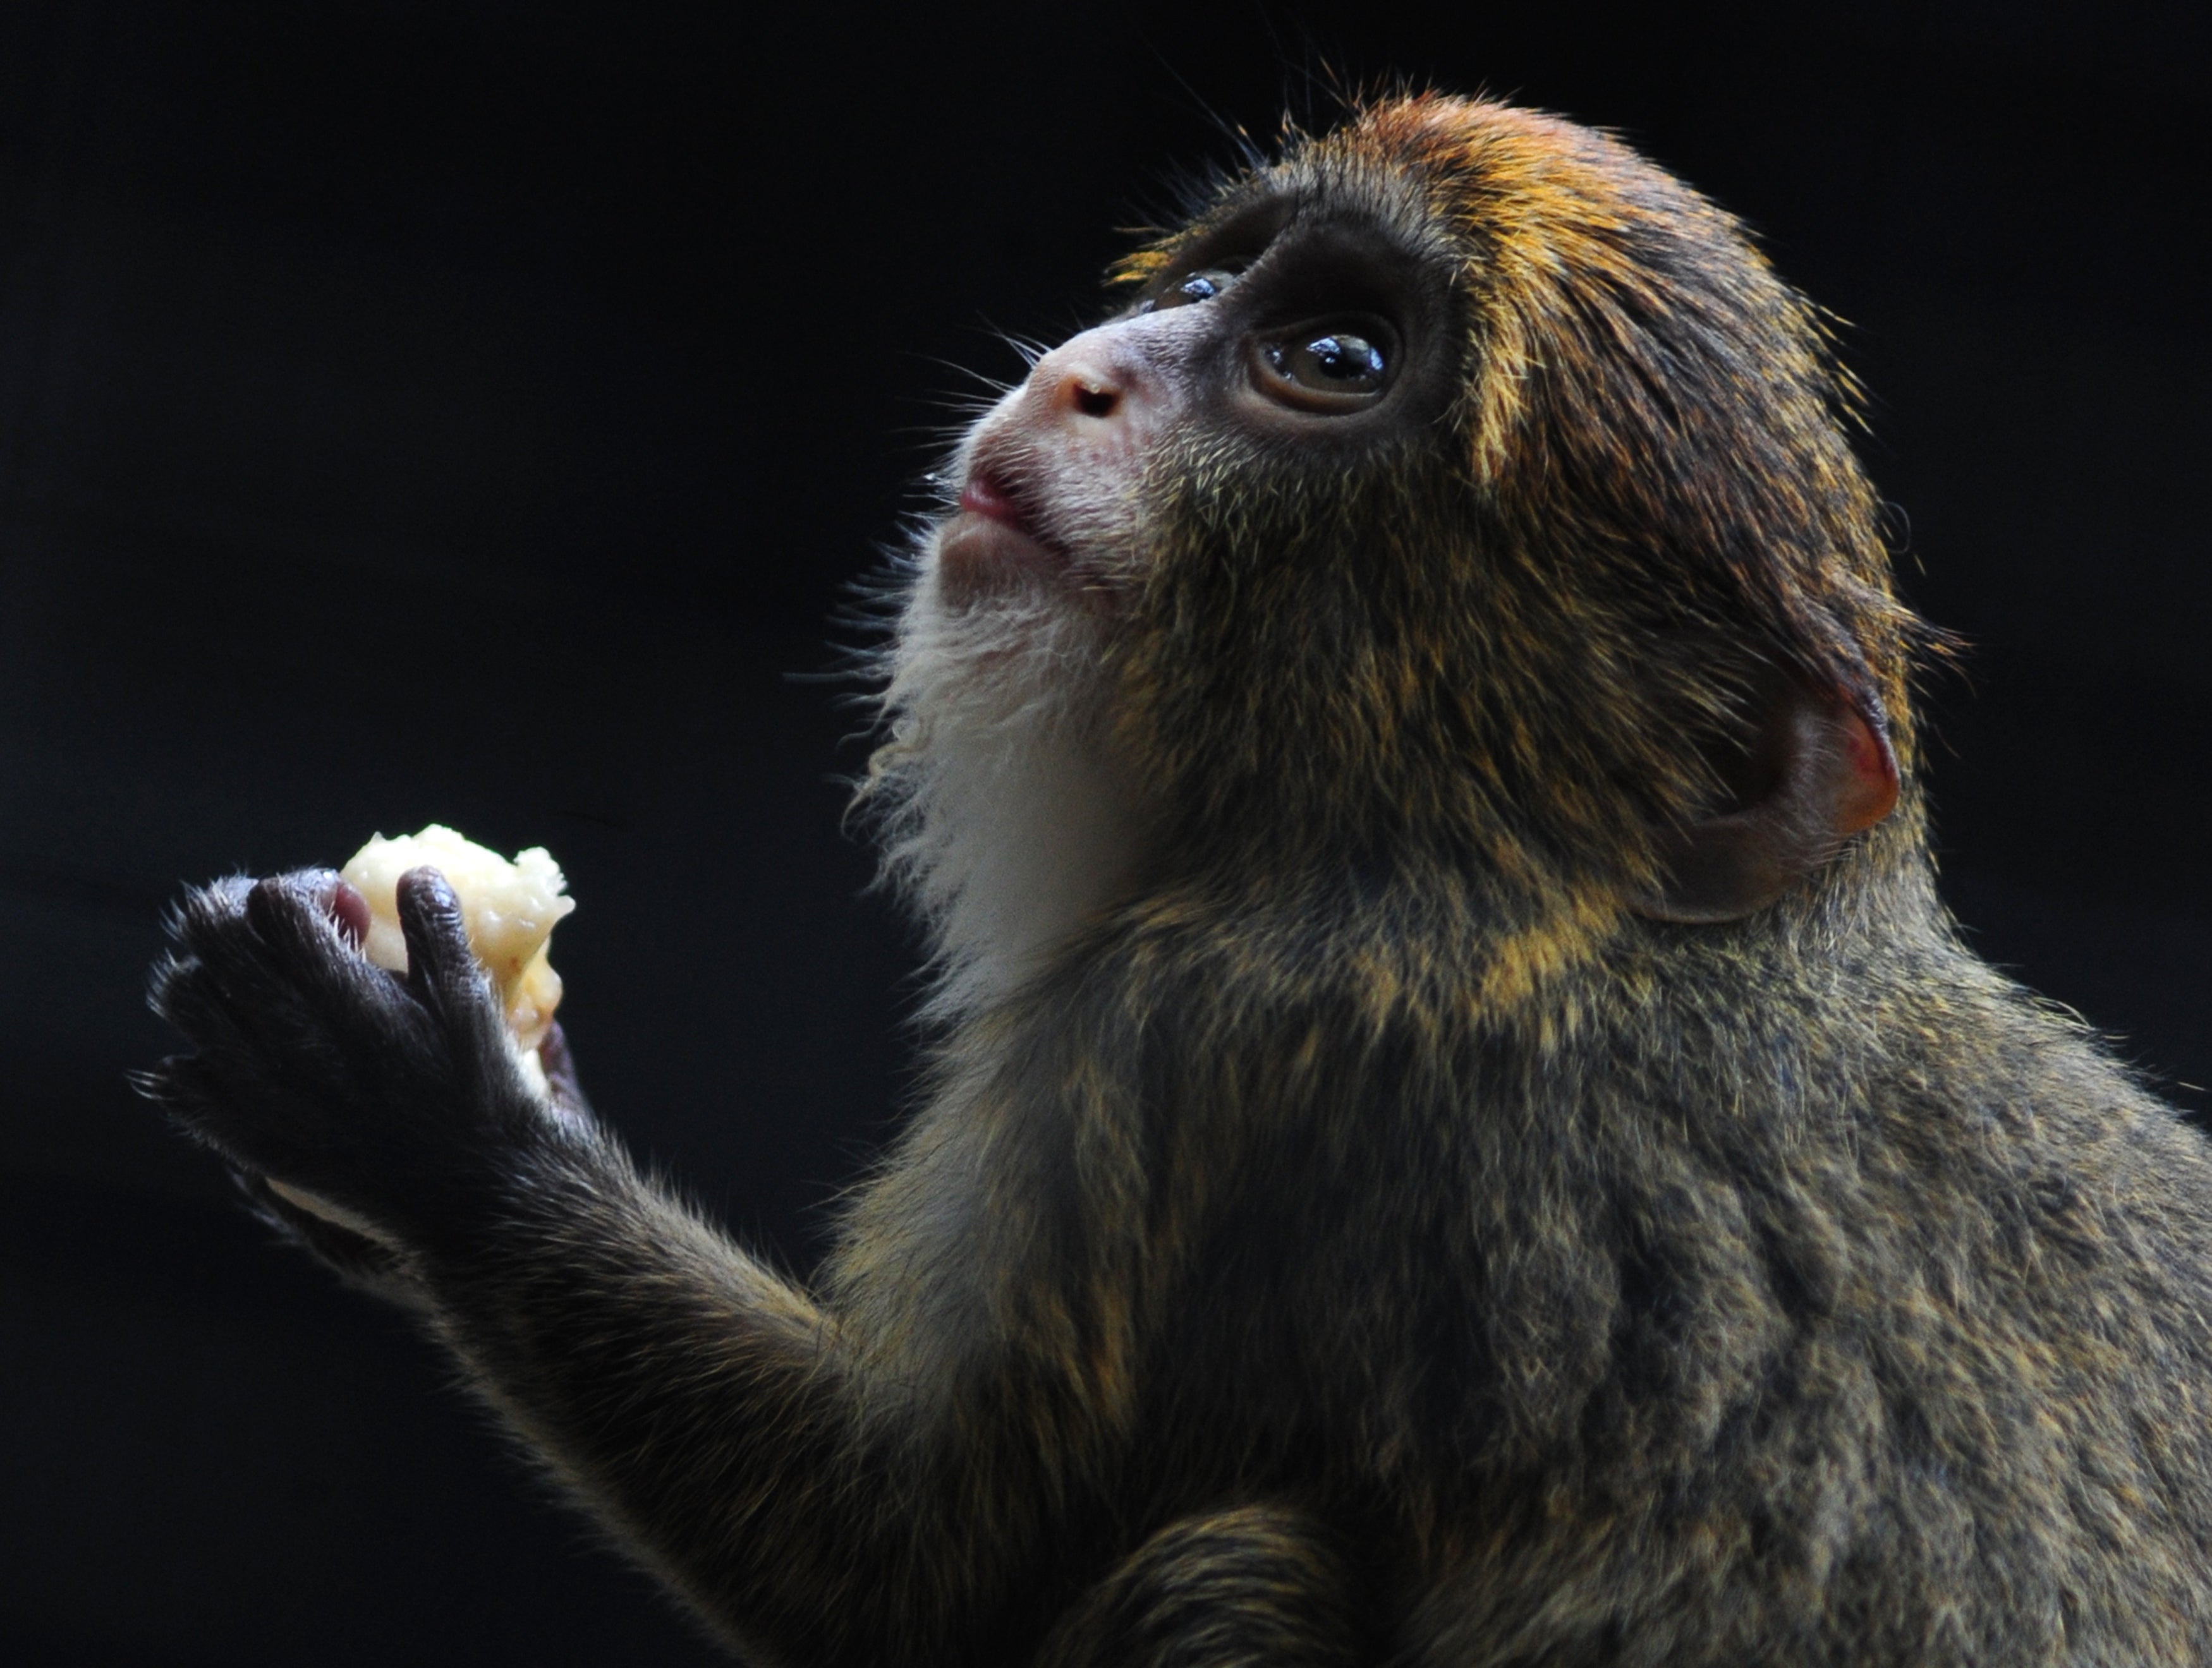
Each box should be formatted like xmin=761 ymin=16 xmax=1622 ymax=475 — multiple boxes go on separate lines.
xmin=1070 ymin=379 xmax=1119 ymax=419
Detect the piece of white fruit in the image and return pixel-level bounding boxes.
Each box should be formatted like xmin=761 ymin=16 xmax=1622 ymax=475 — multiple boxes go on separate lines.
xmin=341 ymin=824 xmax=576 ymax=1094
xmin=267 ymin=825 xmax=576 ymax=1238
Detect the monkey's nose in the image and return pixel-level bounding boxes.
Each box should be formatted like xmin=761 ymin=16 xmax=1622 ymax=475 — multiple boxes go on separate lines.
xmin=1059 ymin=369 xmax=1121 ymax=420
xmin=1011 ymin=325 xmax=1165 ymax=454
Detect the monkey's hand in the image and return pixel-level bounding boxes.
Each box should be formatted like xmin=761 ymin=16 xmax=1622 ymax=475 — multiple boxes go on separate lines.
xmin=142 ymin=867 xmax=583 ymax=1252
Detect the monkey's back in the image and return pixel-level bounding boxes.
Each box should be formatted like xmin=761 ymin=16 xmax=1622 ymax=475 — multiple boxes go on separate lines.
xmin=1384 ymin=901 xmax=2212 ymax=1664
xmin=826 ymin=93 xmax=2206 ymax=1662
xmin=844 ymin=864 xmax=2212 ymax=1665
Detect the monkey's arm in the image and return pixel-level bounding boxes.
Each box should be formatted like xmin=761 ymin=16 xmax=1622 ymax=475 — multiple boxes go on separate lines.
xmin=143 ymin=871 xmax=1085 ymax=1665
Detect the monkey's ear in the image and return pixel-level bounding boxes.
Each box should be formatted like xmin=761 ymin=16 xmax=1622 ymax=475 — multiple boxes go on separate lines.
xmin=1634 ymin=673 xmax=1899 ymax=924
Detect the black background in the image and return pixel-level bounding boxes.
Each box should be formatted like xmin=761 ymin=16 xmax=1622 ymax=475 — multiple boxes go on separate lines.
xmin=1 ymin=2 xmax=2206 ymax=1662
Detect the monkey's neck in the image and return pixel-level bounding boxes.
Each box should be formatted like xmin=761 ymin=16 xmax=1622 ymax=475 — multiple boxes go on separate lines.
xmin=933 ymin=730 xmax=1150 ymax=1018
xmin=871 ymin=702 xmax=1153 ymax=1024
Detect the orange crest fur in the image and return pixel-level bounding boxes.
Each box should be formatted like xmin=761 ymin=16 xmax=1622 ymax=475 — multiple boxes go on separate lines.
xmin=1107 ymin=95 xmax=1932 ymax=928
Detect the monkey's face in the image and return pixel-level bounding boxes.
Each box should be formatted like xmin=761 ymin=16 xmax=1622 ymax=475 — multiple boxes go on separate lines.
xmin=908 ymin=95 xmax=1917 ymax=926
xmin=917 ymin=159 xmax=1478 ymax=873
xmin=934 ymin=176 xmax=1462 ymax=624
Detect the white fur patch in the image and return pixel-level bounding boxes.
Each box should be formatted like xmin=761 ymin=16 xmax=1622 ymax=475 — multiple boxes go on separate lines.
xmin=861 ymin=534 xmax=1149 ymax=1022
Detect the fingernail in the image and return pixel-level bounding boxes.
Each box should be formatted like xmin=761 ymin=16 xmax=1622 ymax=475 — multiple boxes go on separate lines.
xmin=328 ymin=881 xmax=372 ymax=948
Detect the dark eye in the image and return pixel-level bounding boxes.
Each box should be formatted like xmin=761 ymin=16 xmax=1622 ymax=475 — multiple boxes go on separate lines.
xmin=1252 ymin=322 xmax=1395 ymax=413
xmin=1155 ymin=267 xmax=1241 ymax=310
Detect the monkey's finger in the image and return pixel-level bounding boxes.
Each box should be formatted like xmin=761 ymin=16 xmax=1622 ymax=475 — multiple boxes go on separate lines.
xmin=535 ymin=1021 xmax=598 ymax=1127
xmin=537 ymin=1020 xmax=580 ymax=1090
xmin=148 ymin=946 xmax=264 ymax=1058
xmin=394 ymin=866 xmax=500 ymax=1031
xmin=140 ymin=1051 xmax=370 ymax=1221
xmin=126 ymin=1055 xmax=197 ymax=1121
xmin=165 ymin=876 xmax=304 ymax=1005
xmin=394 ymin=865 xmax=470 ymax=988
xmin=157 ymin=878 xmax=254 ymax=985
xmin=244 ymin=871 xmax=358 ymax=979
xmin=136 ymin=1052 xmax=260 ymax=1154
xmin=176 ymin=873 xmax=255 ymax=929
xmin=152 ymin=898 xmax=401 ymax=1111
xmin=165 ymin=879 xmax=371 ymax=1061
xmin=233 ymin=1166 xmax=410 ymax=1282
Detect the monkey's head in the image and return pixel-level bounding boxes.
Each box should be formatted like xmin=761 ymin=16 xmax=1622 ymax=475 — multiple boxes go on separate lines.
xmin=880 ymin=94 xmax=1928 ymax=987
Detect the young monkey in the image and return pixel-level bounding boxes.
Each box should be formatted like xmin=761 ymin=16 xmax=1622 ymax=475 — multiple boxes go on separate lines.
xmin=147 ymin=96 xmax=2212 ymax=1665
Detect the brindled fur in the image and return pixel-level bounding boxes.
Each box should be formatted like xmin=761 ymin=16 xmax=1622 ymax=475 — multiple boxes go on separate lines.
xmin=837 ymin=94 xmax=2212 ymax=1662
xmin=151 ymin=94 xmax=2212 ymax=1666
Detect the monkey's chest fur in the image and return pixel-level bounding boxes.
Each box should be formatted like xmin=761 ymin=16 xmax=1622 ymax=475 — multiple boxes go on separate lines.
xmin=833 ymin=876 xmax=2212 ymax=1662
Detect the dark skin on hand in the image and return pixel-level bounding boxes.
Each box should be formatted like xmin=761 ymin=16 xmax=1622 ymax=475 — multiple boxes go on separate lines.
xmin=157 ymin=871 xmax=542 ymax=1244
xmin=156 ymin=868 xmax=595 ymax=1293
xmin=145 ymin=95 xmax=2212 ymax=1667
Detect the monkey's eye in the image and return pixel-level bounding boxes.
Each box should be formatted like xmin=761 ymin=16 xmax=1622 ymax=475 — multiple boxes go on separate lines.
xmin=1154 ymin=268 xmax=1242 ymax=310
xmin=1251 ymin=322 xmax=1394 ymax=413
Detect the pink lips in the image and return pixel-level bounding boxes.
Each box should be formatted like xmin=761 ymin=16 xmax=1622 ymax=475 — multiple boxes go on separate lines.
xmin=959 ymin=468 xmax=1030 ymax=533
xmin=933 ymin=464 xmax=1088 ymax=606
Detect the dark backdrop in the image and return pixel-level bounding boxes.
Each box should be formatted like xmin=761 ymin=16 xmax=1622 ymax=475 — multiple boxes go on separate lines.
xmin=2 ymin=2 xmax=2206 ymax=1662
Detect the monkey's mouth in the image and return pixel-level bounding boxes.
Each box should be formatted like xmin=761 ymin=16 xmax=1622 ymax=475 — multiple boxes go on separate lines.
xmin=957 ymin=467 xmax=1035 ymax=532
xmin=936 ymin=468 xmax=1093 ymax=607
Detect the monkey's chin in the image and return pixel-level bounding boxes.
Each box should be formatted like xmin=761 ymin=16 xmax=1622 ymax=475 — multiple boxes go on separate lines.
xmin=933 ymin=512 xmax=1094 ymax=610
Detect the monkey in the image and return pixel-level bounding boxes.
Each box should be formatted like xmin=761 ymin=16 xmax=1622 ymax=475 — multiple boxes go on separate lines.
xmin=141 ymin=92 xmax=2212 ymax=1665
